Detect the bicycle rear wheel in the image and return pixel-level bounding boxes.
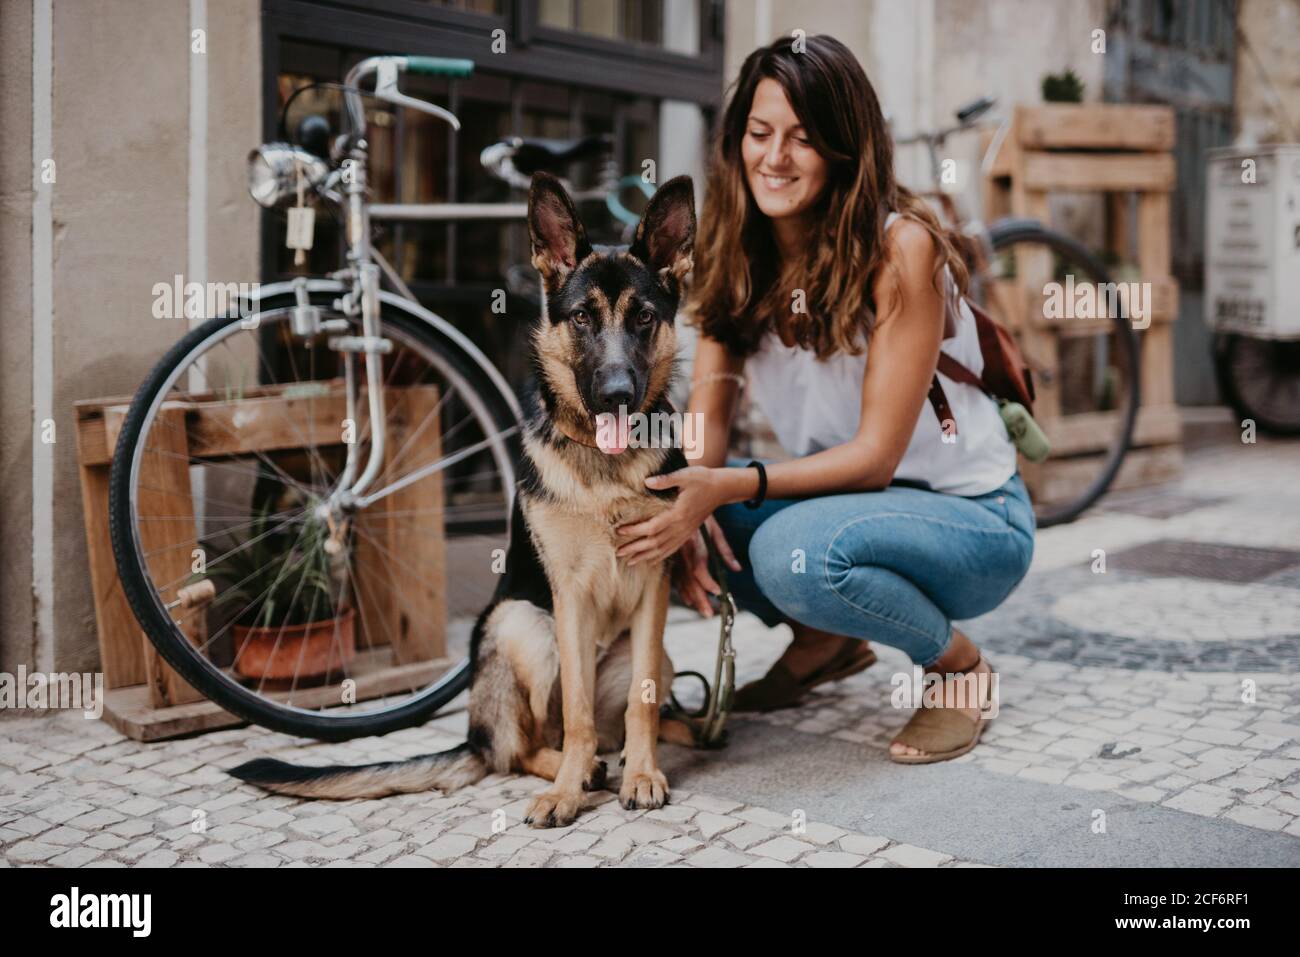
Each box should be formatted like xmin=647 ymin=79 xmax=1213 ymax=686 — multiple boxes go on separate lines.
xmin=981 ymin=220 xmax=1141 ymax=527
xmin=109 ymin=291 xmax=519 ymax=741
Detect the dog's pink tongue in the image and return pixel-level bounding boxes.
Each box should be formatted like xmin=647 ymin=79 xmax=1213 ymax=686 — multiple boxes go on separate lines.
xmin=594 ymin=413 xmax=629 ymax=456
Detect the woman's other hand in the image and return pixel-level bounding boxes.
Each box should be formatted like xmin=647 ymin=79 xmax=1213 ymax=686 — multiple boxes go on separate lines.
xmin=667 ymin=518 xmax=742 ymax=618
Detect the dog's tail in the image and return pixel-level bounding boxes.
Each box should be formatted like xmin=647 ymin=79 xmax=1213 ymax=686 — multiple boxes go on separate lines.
xmin=228 ymin=742 xmax=486 ymax=800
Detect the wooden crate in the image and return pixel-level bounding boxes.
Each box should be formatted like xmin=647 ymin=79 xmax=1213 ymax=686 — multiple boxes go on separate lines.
xmin=981 ymin=103 xmax=1182 ymax=503
xmin=75 ymin=381 xmax=454 ymax=741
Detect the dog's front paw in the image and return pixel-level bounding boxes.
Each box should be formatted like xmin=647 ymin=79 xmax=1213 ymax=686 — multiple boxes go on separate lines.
xmin=524 ymin=788 xmax=584 ymax=829
xmin=618 ymin=768 xmax=669 ymax=811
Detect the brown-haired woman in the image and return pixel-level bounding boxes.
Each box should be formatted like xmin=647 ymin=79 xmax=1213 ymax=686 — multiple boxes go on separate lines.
xmin=615 ymin=35 xmax=1035 ymax=763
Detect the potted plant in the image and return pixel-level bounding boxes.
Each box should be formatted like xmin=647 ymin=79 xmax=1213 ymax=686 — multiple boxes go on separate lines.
xmin=1041 ymin=68 xmax=1085 ymax=103
xmin=197 ymin=502 xmax=355 ymax=685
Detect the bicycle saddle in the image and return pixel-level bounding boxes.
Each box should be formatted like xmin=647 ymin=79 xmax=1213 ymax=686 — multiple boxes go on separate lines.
xmin=507 ymin=134 xmax=613 ymax=174
xmin=955 ymin=96 xmax=996 ymax=125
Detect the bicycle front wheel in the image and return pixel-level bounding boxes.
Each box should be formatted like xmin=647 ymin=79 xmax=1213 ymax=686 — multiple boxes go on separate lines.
xmin=982 ymin=220 xmax=1141 ymax=527
xmin=108 ymin=291 xmax=519 ymax=741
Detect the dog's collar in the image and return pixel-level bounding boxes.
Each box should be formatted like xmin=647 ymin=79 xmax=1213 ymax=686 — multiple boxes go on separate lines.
xmin=551 ymin=417 xmax=601 ymax=449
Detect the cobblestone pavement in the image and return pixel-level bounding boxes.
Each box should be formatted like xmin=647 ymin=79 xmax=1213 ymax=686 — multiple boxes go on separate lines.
xmin=0 ymin=717 xmax=981 ymax=868
xmin=3 ymin=435 xmax=1299 ymax=867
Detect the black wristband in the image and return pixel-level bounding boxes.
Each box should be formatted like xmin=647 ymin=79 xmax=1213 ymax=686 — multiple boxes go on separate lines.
xmin=742 ymin=460 xmax=767 ymax=509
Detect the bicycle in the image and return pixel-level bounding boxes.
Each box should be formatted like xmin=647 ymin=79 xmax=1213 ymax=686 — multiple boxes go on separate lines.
xmin=894 ymin=96 xmax=1140 ymax=527
xmin=108 ymin=55 xmax=578 ymax=742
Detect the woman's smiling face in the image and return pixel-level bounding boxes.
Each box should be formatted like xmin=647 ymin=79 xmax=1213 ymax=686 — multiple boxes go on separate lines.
xmin=741 ymin=77 xmax=829 ymax=221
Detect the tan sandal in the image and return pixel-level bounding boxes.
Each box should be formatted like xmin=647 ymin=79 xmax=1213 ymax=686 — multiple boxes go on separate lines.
xmin=733 ymin=639 xmax=877 ymax=713
xmin=888 ymin=654 xmax=994 ymax=765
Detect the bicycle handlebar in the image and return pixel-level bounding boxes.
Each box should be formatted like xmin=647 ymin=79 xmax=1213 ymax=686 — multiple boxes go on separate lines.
xmin=892 ymin=95 xmax=998 ymax=148
xmin=342 ymin=55 xmax=474 ymax=140
xmin=894 ymin=121 xmax=971 ymax=147
xmin=406 ymin=56 xmax=474 ymax=78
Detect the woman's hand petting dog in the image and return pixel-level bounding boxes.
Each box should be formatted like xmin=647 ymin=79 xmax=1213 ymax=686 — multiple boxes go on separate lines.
xmin=615 ymin=465 xmax=742 ymax=613
xmin=615 ymin=466 xmax=726 ymax=566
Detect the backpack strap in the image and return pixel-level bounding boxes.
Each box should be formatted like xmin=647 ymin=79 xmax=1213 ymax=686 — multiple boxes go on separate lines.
xmin=936 ymin=352 xmax=990 ymax=395
xmin=926 ymin=353 xmax=993 ymax=439
xmin=927 ymin=374 xmax=958 ymax=437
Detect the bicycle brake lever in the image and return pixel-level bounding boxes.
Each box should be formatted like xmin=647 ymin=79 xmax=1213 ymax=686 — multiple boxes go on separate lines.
xmin=374 ymin=60 xmax=462 ymax=131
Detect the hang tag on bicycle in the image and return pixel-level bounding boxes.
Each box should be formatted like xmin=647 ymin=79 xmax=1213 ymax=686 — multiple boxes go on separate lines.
xmin=286 ymin=159 xmax=315 ymax=263
xmin=286 ymin=208 xmax=315 ymax=253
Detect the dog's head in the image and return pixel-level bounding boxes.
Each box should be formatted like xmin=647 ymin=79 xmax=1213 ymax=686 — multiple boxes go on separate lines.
xmin=526 ymin=172 xmax=695 ymax=454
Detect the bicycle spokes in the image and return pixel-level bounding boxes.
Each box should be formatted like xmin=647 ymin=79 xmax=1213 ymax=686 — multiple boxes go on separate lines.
xmin=125 ymin=307 xmax=514 ymax=718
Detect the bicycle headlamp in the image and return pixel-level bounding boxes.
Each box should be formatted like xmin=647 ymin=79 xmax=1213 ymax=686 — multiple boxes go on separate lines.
xmin=246 ymin=143 xmax=329 ymax=209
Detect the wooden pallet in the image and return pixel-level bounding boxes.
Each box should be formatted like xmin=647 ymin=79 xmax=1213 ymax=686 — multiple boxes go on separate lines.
xmin=75 ymin=381 xmax=453 ymax=741
xmin=982 ymin=103 xmax=1182 ymax=503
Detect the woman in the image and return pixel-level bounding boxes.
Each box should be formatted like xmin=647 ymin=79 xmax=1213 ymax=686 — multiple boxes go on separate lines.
xmin=614 ymin=35 xmax=1035 ymax=763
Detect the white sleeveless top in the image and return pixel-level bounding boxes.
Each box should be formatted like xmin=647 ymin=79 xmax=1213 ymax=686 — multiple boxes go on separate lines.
xmin=745 ymin=212 xmax=1017 ymax=496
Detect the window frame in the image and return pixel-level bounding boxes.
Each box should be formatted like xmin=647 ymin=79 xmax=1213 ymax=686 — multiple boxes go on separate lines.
xmin=263 ymin=0 xmax=724 ymax=109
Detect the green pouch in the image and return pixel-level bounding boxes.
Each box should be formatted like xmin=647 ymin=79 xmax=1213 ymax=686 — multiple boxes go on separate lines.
xmin=999 ymin=400 xmax=1051 ymax=463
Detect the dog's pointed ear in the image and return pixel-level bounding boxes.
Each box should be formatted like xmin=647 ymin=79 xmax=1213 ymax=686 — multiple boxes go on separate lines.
xmin=630 ymin=175 xmax=695 ymax=286
xmin=528 ymin=172 xmax=592 ymax=286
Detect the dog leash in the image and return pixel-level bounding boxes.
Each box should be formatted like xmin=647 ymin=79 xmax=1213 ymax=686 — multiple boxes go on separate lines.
xmin=667 ymin=530 xmax=736 ymax=748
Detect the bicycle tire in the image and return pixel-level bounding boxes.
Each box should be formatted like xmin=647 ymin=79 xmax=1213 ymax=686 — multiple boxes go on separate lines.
xmin=1213 ymin=333 xmax=1300 ymax=436
xmin=109 ymin=293 xmax=519 ymax=741
xmin=986 ymin=219 xmax=1141 ymax=527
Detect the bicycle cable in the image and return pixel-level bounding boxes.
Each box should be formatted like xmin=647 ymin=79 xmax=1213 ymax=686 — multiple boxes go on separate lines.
xmin=276 ymin=80 xmax=372 ymax=144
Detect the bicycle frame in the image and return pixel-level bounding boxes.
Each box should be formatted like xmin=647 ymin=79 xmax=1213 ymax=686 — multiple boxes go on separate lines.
xmin=281 ymin=57 xmax=529 ymax=523
xmin=245 ymin=59 xmax=526 ymax=539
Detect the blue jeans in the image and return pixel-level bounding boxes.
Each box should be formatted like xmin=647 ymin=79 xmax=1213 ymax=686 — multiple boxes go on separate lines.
xmin=712 ymin=462 xmax=1035 ymax=666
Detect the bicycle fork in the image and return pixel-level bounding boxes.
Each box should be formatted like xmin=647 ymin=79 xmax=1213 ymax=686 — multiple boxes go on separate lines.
xmin=289 ymin=259 xmax=393 ymax=538
xmin=333 ymin=263 xmax=390 ymax=502
xmin=326 ymin=133 xmax=393 ymax=514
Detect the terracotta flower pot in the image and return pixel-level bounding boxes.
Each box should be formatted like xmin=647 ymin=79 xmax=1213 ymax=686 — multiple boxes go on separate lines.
xmin=232 ymin=607 xmax=356 ymax=684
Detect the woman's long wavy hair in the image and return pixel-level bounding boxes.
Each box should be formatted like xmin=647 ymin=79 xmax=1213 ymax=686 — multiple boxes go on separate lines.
xmin=689 ymin=34 xmax=969 ymax=360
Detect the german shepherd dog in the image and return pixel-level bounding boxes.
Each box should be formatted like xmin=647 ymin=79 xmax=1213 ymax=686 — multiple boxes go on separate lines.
xmin=230 ymin=172 xmax=699 ymax=828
